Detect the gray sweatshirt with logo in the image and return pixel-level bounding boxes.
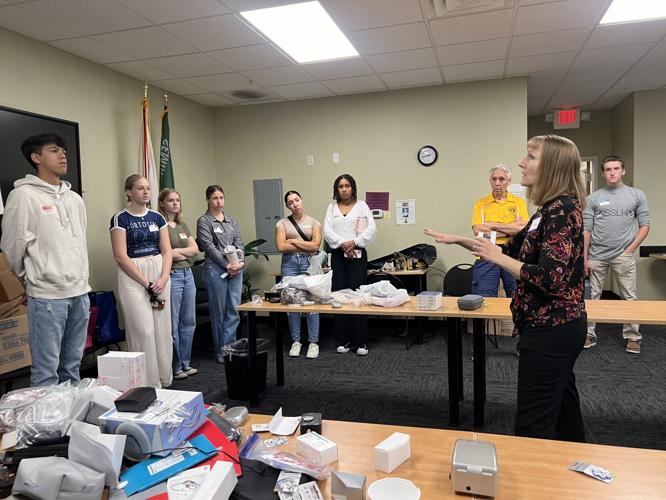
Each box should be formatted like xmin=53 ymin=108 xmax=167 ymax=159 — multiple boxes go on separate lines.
xmin=583 ymin=183 xmax=650 ymax=261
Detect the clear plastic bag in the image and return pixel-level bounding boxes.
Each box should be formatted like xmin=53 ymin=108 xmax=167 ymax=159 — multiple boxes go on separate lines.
xmin=306 ymin=251 xmax=328 ymax=275
xmin=280 ymin=286 xmax=311 ymax=304
xmin=0 ymin=386 xmax=50 ymax=434
xmin=16 ymin=382 xmax=77 ymax=447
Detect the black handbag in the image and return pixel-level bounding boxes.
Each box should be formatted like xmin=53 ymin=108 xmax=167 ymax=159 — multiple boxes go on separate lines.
xmin=231 ymin=458 xmax=313 ymax=500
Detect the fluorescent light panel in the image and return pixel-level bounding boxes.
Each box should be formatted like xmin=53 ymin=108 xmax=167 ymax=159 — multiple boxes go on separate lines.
xmin=240 ymin=1 xmax=358 ymax=64
xmin=600 ymin=0 xmax=666 ymax=25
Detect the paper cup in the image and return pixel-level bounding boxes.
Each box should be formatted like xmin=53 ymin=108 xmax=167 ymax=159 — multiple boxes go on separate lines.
xmin=368 ymin=478 xmax=421 ymax=500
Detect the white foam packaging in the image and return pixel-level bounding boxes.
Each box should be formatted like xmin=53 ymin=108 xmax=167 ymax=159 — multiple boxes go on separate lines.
xmin=97 ymin=351 xmax=147 ymax=392
xmin=296 ymin=431 xmax=338 ymax=466
xmin=373 ymin=432 xmax=411 ymax=473
xmin=416 ymin=291 xmax=442 ymax=310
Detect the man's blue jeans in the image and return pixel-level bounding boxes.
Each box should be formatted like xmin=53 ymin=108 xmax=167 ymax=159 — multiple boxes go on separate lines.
xmin=170 ymin=268 xmax=196 ymax=372
xmin=472 ymin=260 xmax=516 ymax=298
xmin=281 ymin=253 xmax=319 ymax=343
xmin=204 ymin=260 xmax=242 ymax=354
xmin=27 ymin=294 xmax=90 ymax=386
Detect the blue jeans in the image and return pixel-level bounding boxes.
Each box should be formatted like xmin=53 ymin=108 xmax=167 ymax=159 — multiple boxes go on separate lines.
xmin=281 ymin=253 xmax=319 ymax=343
xmin=170 ymin=268 xmax=196 ymax=372
xmin=204 ymin=260 xmax=242 ymax=354
xmin=472 ymin=260 xmax=516 ymax=298
xmin=27 ymin=294 xmax=90 ymax=386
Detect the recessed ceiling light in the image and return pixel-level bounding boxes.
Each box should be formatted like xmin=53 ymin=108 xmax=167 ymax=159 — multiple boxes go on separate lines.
xmin=240 ymin=1 xmax=359 ymax=64
xmin=600 ymin=0 xmax=666 ymax=25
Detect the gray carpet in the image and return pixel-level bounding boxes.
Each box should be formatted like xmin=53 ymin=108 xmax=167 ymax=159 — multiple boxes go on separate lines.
xmin=174 ymin=318 xmax=666 ymax=450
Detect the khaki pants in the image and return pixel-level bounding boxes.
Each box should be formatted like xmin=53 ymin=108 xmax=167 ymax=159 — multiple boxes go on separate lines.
xmin=587 ymin=253 xmax=640 ymax=341
xmin=117 ymin=254 xmax=173 ymax=388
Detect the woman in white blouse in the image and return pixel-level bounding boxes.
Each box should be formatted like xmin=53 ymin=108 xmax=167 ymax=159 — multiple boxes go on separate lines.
xmin=324 ymin=174 xmax=377 ymax=355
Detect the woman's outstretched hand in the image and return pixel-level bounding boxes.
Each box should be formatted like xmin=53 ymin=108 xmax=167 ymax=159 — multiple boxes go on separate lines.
xmin=424 ymin=228 xmax=457 ymax=244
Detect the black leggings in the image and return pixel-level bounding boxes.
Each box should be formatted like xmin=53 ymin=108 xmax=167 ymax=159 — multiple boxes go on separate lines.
xmin=331 ymin=248 xmax=367 ymax=347
xmin=515 ymin=317 xmax=587 ymax=442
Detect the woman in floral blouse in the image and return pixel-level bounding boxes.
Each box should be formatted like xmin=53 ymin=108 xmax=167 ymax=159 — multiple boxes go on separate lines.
xmin=425 ymin=135 xmax=588 ymax=442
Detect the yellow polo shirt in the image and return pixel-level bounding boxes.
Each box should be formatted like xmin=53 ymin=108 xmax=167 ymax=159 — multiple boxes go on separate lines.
xmin=471 ymin=193 xmax=529 ymax=245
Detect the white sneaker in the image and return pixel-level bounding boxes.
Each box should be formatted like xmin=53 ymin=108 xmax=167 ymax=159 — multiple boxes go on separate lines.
xmin=336 ymin=343 xmax=350 ymax=353
xmin=306 ymin=343 xmax=319 ymax=359
xmin=356 ymin=345 xmax=369 ymax=356
xmin=289 ymin=341 xmax=302 ymax=357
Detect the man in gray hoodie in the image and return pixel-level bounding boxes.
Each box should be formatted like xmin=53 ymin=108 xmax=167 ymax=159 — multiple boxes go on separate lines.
xmin=1 ymin=133 xmax=91 ymax=385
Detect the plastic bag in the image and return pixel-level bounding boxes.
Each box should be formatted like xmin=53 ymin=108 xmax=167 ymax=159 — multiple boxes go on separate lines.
xmin=16 ymin=382 xmax=77 ymax=447
xmin=280 ymin=286 xmax=311 ymax=304
xmin=359 ymin=280 xmax=400 ymax=298
xmin=0 ymin=386 xmax=50 ymax=434
xmin=330 ymin=289 xmax=363 ymax=306
xmin=366 ymin=289 xmax=411 ymax=308
xmin=306 ymin=251 xmax=328 ymax=275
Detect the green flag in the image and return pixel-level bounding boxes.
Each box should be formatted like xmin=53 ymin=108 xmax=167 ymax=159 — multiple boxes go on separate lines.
xmin=159 ymin=105 xmax=175 ymax=190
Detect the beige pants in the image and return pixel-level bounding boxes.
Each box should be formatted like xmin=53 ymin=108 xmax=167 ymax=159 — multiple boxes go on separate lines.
xmin=117 ymin=254 xmax=173 ymax=388
xmin=587 ymin=253 xmax=640 ymax=341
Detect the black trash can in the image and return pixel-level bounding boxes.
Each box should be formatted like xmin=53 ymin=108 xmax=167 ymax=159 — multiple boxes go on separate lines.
xmin=222 ymin=338 xmax=270 ymax=400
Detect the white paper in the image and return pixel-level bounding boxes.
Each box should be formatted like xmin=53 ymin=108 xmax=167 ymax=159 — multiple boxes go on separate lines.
xmin=1 ymin=430 xmax=17 ymax=450
xmin=69 ymin=425 xmax=126 ymax=488
xmin=268 ymin=407 xmax=301 ymax=436
xmin=508 ymin=183 xmax=527 ymax=201
xmin=167 ymin=465 xmax=210 ymax=500
xmin=529 ymin=217 xmax=542 ymax=232
xmin=395 ymin=199 xmax=416 ymax=225
xmin=93 ymin=384 xmax=122 ymax=408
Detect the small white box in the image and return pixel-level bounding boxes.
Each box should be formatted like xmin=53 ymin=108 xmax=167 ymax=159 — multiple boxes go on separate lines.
xmin=97 ymin=351 xmax=147 ymax=392
xmin=451 ymin=439 xmax=498 ymax=497
xmin=416 ymin=291 xmax=442 ymax=311
xmin=296 ymin=431 xmax=338 ymax=466
xmin=374 ymin=432 xmax=411 ymax=473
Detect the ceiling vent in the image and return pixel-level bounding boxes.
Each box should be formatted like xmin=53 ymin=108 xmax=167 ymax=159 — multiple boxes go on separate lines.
xmin=230 ymin=89 xmax=267 ymax=99
xmin=430 ymin=0 xmax=514 ymax=17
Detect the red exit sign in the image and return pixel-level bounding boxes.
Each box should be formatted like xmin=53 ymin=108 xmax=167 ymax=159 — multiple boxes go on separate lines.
xmin=554 ymin=108 xmax=580 ymax=129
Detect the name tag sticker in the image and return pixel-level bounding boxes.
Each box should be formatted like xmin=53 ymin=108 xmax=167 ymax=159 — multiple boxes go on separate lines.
xmin=41 ymin=204 xmax=56 ymax=215
xmin=599 ymin=200 xmax=610 ymax=206
xmin=148 ymin=224 xmax=159 ymax=232
xmin=214 ymin=227 xmax=224 ymax=234
xmin=529 ymin=217 xmax=542 ymax=232
xmin=179 ymin=233 xmax=188 ymax=239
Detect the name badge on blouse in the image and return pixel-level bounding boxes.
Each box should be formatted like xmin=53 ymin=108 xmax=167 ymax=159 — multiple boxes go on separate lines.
xmin=528 ymin=217 xmax=541 ymax=232
xmin=214 ymin=227 xmax=224 ymax=234
xmin=179 ymin=233 xmax=188 ymax=239
xmin=599 ymin=200 xmax=610 ymax=206
xmin=148 ymin=224 xmax=159 ymax=232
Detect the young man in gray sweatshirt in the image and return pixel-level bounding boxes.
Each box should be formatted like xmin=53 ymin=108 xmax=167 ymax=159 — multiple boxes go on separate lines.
xmin=1 ymin=133 xmax=91 ymax=385
xmin=583 ymin=155 xmax=650 ymax=354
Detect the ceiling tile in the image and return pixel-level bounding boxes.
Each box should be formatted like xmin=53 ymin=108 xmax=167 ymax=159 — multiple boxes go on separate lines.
xmin=366 ymin=48 xmax=436 ymax=73
xmin=49 ymin=37 xmax=133 ymax=64
xmin=185 ymin=73 xmax=252 ymax=92
xmin=514 ymin=0 xmax=606 ymax=36
xmin=574 ymin=43 xmax=653 ymax=67
xmin=519 ymin=0 xmax=561 ymax=5
xmin=442 ymin=59 xmax=505 ymax=83
xmin=614 ymin=60 xmax=666 ymax=90
xmin=321 ymin=0 xmax=423 ymax=31
xmin=380 ymin=67 xmax=442 ymax=89
xmin=106 ymin=60 xmax=176 ymax=81
xmin=644 ymin=39 xmax=666 ymax=61
xmin=585 ymin=19 xmax=666 ymax=49
xmin=21 ymin=0 xmax=150 ymax=36
xmin=507 ymin=51 xmax=577 ymax=75
xmin=527 ymin=71 xmax=566 ymax=95
xmin=303 ymin=58 xmax=374 ymax=80
xmin=146 ymin=53 xmax=233 ymax=77
xmin=117 ymin=0 xmax=230 ymax=24
xmin=590 ymin=91 xmax=631 ymax=110
xmin=269 ymin=82 xmax=334 ymax=99
xmin=0 ymin=5 xmax=80 ymax=40
xmin=429 ymin=9 xmax=513 ymax=46
xmin=94 ymin=27 xmax=197 ymax=59
xmin=162 ymin=14 xmax=264 ymax=51
xmin=436 ymin=38 xmax=509 ymax=66
xmin=242 ymin=65 xmax=316 ymax=86
xmin=347 ymin=22 xmax=430 ymax=55
xmin=186 ymin=93 xmax=236 ymax=107
xmin=207 ymin=44 xmax=293 ymax=71
xmin=567 ymin=61 xmax=633 ymax=82
xmin=151 ymin=78 xmax=208 ymax=96
xmin=220 ymin=0 xmax=297 ymax=11
xmin=322 ymin=74 xmax=386 ymax=94
xmin=510 ymin=28 xmax=590 ymax=58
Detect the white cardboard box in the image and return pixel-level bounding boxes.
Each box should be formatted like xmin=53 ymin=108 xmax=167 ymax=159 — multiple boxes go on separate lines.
xmin=97 ymin=351 xmax=146 ymax=392
xmin=416 ymin=291 xmax=442 ymax=311
xmin=296 ymin=431 xmax=338 ymax=466
xmin=374 ymin=432 xmax=411 ymax=473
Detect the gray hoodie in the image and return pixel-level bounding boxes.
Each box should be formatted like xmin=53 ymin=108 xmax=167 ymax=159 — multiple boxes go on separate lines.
xmin=1 ymin=174 xmax=90 ymax=299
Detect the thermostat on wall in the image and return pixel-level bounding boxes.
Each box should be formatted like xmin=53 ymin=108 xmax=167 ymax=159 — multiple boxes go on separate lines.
xmin=371 ymin=209 xmax=384 ymax=219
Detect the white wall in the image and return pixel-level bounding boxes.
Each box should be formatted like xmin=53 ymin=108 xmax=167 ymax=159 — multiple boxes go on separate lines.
xmin=0 ymin=27 xmax=217 ymax=291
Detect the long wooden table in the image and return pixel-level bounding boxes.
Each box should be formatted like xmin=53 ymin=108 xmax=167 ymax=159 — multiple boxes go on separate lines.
xmin=237 ymin=297 xmax=666 ymax=428
xmin=245 ymin=413 xmax=666 ymax=499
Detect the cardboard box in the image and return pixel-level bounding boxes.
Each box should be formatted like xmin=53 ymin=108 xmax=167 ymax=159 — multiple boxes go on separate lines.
xmin=99 ymin=389 xmax=207 ymax=457
xmin=97 ymin=351 xmax=147 ymax=391
xmin=374 ymin=432 xmax=411 ymax=473
xmin=416 ymin=291 xmax=442 ymax=311
xmin=0 ymin=312 xmax=31 ymax=375
xmin=0 ymin=296 xmax=24 ymax=319
xmin=0 ymin=253 xmax=24 ymax=303
xmin=296 ymin=431 xmax=338 ymax=466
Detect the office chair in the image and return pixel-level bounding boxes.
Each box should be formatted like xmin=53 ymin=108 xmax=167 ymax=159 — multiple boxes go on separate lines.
xmin=366 ymin=272 xmax=413 ymax=349
xmin=442 ymin=263 xmax=499 ymax=349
